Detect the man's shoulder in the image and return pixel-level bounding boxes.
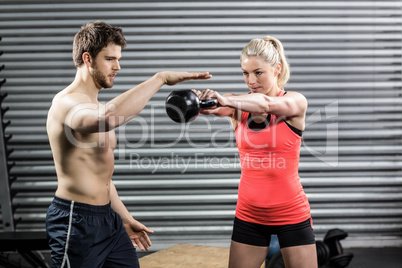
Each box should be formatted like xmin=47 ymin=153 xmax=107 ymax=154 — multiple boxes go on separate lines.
xmin=48 ymin=89 xmax=89 ymax=121
xmin=52 ymin=89 xmax=94 ymax=113
xmin=55 ymin=87 xmax=92 ymax=104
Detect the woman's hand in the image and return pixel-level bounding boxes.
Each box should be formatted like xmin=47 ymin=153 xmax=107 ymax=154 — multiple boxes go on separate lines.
xmin=199 ymin=88 xmax=226 ymax=107
xmin=191 ymin=89 xmax=235 ymax=117
xmin=192 ymin=89 xmax=218 ymax=114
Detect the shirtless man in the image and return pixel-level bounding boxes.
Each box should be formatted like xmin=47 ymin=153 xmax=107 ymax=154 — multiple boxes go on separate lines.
xmin=45 ymin=21 xmax=211 ymax=267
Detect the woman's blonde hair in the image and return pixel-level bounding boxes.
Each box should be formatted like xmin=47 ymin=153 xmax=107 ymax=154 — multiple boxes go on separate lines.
xmin=240 ymin=36 xmax=290 ymax=89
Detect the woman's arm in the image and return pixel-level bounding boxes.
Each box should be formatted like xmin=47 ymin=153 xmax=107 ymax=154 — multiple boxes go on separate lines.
xmin=195 ymin=89 xmax=308 ymax=130
xmin=204 ymin=89 xmax=307 ymax=118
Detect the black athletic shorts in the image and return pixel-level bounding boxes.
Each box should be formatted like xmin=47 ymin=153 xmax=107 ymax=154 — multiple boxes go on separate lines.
xmin=46 ymin=196 xmax=139 ymax=268
xmin=231 ymin=217 xmax=315 ymax=248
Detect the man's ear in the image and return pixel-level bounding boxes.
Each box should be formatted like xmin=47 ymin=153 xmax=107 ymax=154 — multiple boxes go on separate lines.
xmin=82 ymin=52 xmax=92 ymax=67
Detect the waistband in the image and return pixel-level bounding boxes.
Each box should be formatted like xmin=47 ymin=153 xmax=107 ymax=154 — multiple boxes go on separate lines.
xmin=52 ymin=196 xmax=112 ymax=215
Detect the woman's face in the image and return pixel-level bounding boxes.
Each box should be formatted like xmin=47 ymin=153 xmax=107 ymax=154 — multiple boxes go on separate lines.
xmin=241 ymin=56 xmax=280 ymax=96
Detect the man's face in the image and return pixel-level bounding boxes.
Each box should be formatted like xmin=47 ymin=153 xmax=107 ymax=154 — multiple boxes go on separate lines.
xmin=91 ymin=44 xmax=122 ymax=89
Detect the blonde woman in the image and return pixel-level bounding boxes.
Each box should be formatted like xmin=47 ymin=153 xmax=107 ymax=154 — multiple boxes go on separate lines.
xmin=194 ymin=36 xmax=317 ymax=268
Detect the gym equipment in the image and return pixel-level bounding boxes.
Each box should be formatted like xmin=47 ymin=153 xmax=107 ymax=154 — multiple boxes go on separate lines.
xmin=0 ymin=231 xmax=50 ymax=267
xmin=323 ymin=229 xmax=354 ymax=268
xmin=316 ymin=240 xmax=331 ymax=266
xmin=165 ymin=90 xmax=217 ymax=123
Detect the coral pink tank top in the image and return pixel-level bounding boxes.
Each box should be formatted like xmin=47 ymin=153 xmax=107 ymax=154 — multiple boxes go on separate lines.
xmin=234 ymin=90 xmax=311 ymax=225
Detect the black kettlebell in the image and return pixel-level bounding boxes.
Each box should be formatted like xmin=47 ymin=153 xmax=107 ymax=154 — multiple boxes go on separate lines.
xmin=165 ymin=90 xmax=218 ymax=123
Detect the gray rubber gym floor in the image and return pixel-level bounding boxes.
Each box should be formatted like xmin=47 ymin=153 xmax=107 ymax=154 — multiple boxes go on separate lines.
xmin=343 ymin=247 xmax=402 ymax=268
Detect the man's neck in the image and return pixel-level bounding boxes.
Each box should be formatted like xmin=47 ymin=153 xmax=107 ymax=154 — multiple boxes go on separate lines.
xmin=71 ymin=68 xmax=101 ymax=101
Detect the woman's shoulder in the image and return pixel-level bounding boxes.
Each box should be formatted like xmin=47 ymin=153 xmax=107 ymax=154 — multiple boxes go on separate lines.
xmin=284 ymin=90 xmax=306 ymax=99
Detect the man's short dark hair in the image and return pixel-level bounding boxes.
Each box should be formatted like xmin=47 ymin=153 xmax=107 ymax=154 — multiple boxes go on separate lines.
xmin=73 ymin=21 xmax=127 ymax=67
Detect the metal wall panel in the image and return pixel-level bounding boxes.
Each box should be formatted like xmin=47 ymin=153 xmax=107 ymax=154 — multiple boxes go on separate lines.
xmin=0 ymin=0 xmax=401 ymax=250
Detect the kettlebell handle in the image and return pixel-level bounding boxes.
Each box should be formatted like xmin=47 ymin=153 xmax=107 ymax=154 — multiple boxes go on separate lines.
xmin=200 ymin=98 xmax=218 ymax=108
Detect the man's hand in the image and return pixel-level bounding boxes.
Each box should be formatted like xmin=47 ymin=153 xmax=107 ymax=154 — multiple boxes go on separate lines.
xmin=158 ymin=71 xmax=212 ymax=86
xmin=123 ymin=219 xmax=154 ymax=251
